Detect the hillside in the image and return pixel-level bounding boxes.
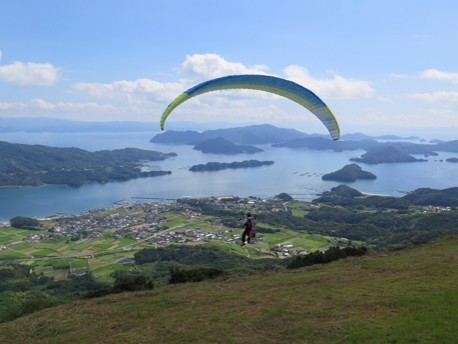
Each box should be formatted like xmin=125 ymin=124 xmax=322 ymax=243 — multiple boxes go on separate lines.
xmin=0 ymin=237 xmax=456 ymax=343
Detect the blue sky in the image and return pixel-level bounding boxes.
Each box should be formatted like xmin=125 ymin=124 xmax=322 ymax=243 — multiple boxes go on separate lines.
xmin=1 ymin=0 xmax=458 ymax=136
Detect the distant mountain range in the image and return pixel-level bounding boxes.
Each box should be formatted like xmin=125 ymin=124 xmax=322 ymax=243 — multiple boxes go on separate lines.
xmin=151 ymin=125 xmax=426 ymax=146
xmin=151 ymin=124 xmax=458 ymax=160
xmin=150 ymin=124 xmax=314 ymax=145
xmin=0 ymin=117 xmax=158 ymax=133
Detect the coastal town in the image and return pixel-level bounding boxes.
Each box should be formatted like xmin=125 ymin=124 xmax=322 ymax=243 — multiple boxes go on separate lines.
xmin=1 ymin=195 xmax=315 ymax=262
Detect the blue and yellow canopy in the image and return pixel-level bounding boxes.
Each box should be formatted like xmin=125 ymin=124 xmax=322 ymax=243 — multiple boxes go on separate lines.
xmin=160 ymin=74 xmax=340 ymax=140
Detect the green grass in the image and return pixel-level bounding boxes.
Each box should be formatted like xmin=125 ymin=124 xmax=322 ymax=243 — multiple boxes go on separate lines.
xmin=9 ymin=243 xmax=32 ymax=251
xmin=1 ymin=237 xmax=456 ymax=344
xmin=118 ymin=238 xmax=136 ymax=245
xmin=0 ymin=234 xmax=19 ymax=244
xmin=0 ymin=250 xmax=28 ymax=259
xmin=31 ymin=248 xmax=60 ymax=257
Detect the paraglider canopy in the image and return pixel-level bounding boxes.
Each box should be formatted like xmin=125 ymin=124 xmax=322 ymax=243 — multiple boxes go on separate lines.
xmin=160 ymin=74 xmax=340 ymax=140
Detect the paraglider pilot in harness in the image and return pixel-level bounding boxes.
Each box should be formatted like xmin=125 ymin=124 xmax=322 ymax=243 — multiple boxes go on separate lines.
xmin=241 ymin=213 xmax=256 ymax=246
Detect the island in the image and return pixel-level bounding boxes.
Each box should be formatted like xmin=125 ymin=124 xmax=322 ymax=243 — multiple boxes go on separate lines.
xmin=350 ymin=146 xmax=427 ymax=164
xmin=0 ymin=141 xmax=175 ymax=187
xmin=150 ymin=124 xmax=310 ymax=145
xmin=189 ymin=160 xmax=274 ymax=172
xmin=321 ymin=164 xmax=377 ymax=182
xmin=446 ymin=157 xmax=458 ymax=163
xmin=193 ymin=137 xmax=263 ymax=154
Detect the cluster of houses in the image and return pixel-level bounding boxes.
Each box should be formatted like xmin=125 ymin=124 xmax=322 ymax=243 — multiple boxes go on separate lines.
xmin=40 ymin=201 xmax=241 ymax=246
xmin=146 ymin=229 xmax=233 ymax=245
xmin=47 ymin=202 xmax=177 ymax=241
xmin=5 ymin=195 xmax=315 ymax=254
xmin=423 ymin=205 xmax=452 ymax=213
xmin=271 ymin=244 xmax=308 ymax=257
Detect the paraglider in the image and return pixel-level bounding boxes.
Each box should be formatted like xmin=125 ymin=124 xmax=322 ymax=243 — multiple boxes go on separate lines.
xmin=160 ymin=74 xmax=340 ymax=140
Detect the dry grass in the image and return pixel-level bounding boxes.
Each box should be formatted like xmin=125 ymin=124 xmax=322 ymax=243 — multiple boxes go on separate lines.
xmin=0 ymin=237 xmax=457 ymax=343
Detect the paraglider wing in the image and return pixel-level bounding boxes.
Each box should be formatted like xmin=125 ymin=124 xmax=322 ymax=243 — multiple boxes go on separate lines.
xmin=160 ymin=74 xmax=340 ymax=140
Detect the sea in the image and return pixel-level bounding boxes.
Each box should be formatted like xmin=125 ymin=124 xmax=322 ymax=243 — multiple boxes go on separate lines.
xmin=1 ymin=131 xmax=458 ymax=221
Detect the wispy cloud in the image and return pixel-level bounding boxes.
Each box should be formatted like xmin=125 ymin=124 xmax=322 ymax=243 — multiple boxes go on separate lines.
xmin=420 ymin=68 xmax=458 ymax=84
xmin=0 ymin=61 xmax=60 ymax=86
xmin=0 ymin=101 xmax=27 ymax=110
xmin=284 ymin=65 xmax=373 ymax=99
xmin=73 ymin=79 xmax=184 ymax=104
xmin=411 ymin=91 xmax=458 ymax=103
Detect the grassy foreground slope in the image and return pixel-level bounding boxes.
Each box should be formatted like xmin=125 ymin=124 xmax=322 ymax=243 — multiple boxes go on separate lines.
xmin=1 ymin=237 xmax=457 ymax=344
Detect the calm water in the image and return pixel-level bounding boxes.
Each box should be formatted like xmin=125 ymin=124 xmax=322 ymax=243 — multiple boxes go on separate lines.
xmin=1 ymin=131 xmax=458 ymax=221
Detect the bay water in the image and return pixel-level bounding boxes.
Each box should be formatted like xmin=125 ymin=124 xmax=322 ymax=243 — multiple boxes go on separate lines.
xmin=1 ymin=131 xmax=458 ymax=221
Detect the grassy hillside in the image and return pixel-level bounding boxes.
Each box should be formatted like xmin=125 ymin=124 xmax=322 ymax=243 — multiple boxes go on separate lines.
xmin=0 ymin=237 xmax=457 ymax=344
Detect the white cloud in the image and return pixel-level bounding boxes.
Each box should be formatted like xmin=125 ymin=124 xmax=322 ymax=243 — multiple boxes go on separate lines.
xmin=73 ymin=54 xmax=272 ymax=105
xmin=73 ymin=79 xmax=184 ymax=104
xmin=179 ymin=53 xmax=269 ymax=79
xmin=410 ymin=91 xmax=458 ymax=103
xmin=420 ymin=69 xmax=458 ymax=84
xmin=284 ymin=65 xmax=374 ymax=99
xmin=73 ymin=54 xmax=375 ymax=110
xmin=0 ymin=61 xmax=60 ymax=86
xmin=0 ymin=101 xmax=27 ymax=110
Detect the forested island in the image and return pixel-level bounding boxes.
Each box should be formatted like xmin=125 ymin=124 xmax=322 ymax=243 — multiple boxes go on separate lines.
xmin=189 ymin=160 xmax=274 ymax=172
xmin=193 ymin=137 xmax=263 ymax=154
xmin=350 ymin=146 xmax=427 ymax=164
xmin=0 ymin=141 xmax=175 ymax=187
xmin=322 ymin=164 xmax=376 ymax=182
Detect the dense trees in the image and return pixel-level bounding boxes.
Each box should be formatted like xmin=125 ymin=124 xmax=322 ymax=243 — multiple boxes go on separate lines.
xmin=111 ymin=271 xmax=154 ymax=292
xmin=287 ymin=246 xmax=367 ymax=269
xmin=9 ymin=216 xmax=42 ymax=230
xmin=169 ymin=267 xmax=224 ymax=284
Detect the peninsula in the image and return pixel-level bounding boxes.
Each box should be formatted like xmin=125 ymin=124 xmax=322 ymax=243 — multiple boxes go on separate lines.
xmin=0 ymin=141 xmax=175 ymax=187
